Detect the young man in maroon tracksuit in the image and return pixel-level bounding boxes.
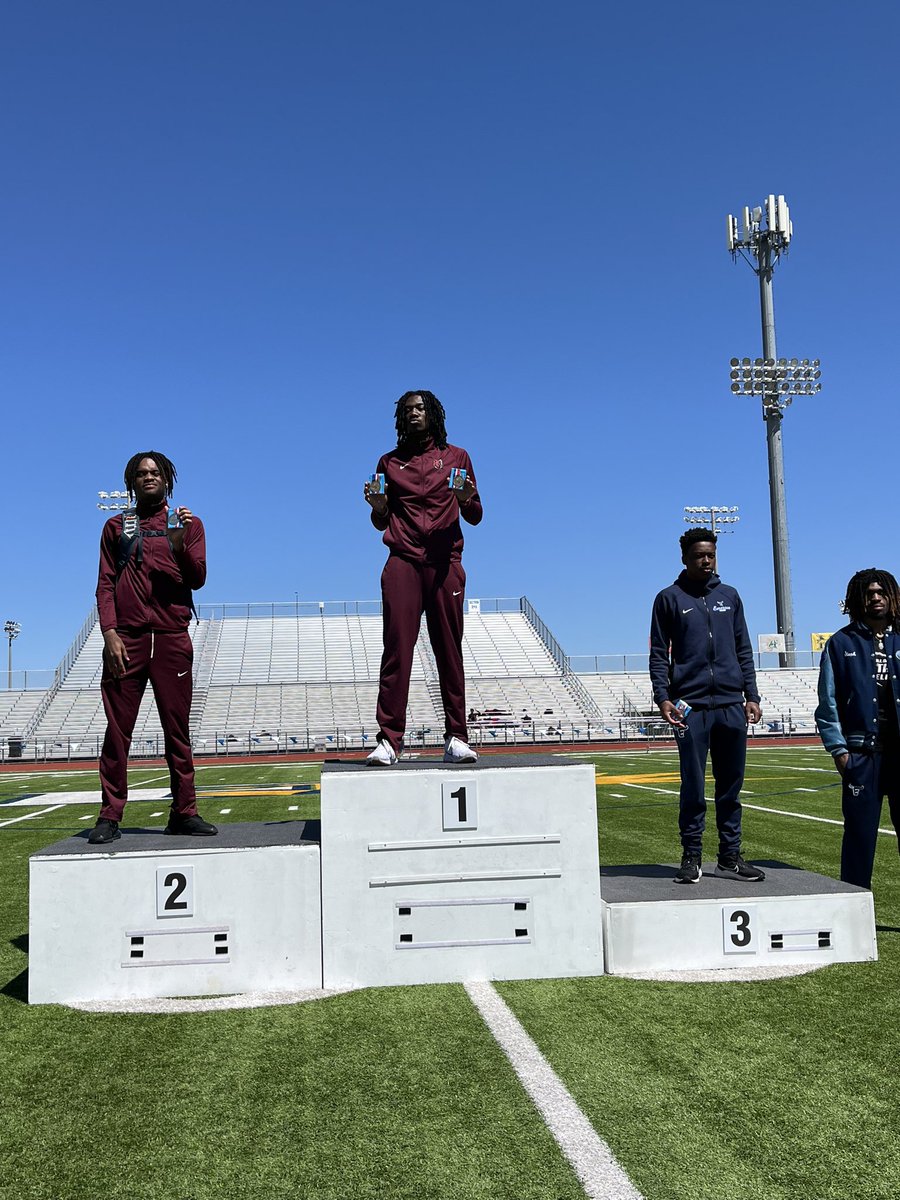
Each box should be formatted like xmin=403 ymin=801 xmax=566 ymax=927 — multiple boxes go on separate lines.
xmin=88 ymin=451 xmax=217 ymax=844
xmin=364 ymin=391 xmax=482 ymax=765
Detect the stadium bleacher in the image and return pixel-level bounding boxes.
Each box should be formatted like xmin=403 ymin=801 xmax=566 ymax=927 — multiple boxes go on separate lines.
xmin=0 ymin=598 xmax=823 ymax=760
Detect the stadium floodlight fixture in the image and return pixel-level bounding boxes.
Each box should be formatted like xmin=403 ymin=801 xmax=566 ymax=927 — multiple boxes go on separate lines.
xmin=5 ymin=620 xmax=21 ymax=690
xmin=683 ymin=505 xmax=740 ymax=537
xmin=97 ymin=487 xmax=130 ymax=512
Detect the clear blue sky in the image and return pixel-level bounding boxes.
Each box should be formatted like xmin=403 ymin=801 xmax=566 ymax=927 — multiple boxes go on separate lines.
xmin=4 ymin=0 xmax=898 ymax=674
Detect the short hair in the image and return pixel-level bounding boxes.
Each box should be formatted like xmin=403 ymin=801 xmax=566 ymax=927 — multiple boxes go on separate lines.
xmin=842 ymin=568 xmax=900 ymax=621
xmin=395 ymin=390 xmax=448 ymax=449
xmin=680 ymin=527 xmax=717 ymax=557
xmin=124 ymin=452 xmax=177 ymax=500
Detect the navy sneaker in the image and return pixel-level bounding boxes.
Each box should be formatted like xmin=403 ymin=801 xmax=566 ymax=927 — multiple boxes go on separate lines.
xmin=714 ymin=855 xmax=765 ymax=882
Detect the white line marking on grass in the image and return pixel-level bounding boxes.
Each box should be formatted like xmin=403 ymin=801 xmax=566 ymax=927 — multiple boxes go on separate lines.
xmin=151 ymin=812 xmax=164 ymax=817
xmin=465 ymin=980 xmax=644 ymax=1200
xmin=79 ymin=814 xmax=93 ymax=820
xmin=795 ymin=788 xmax=818 ymax=792
xmin=743 ymin=802 xmax=896 ymax=837
xmin=288 ymin=805 xmax=299 ymax=811
xmin=219 ymin=808 xmax=231 ymax=814
xmin=622 ymin=783 xmax=679 ymax=796
xmin=0 ymin=804 xmax=66 ymax=828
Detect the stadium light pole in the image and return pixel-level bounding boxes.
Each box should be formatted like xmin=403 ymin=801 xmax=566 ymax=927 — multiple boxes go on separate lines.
xmin=5 ymin=620 xmax=21 ymax=690
xmin=683 ymin=506 xmax=740 ymax=539
xmin=726 ymin=195 xmax=821 ymax=667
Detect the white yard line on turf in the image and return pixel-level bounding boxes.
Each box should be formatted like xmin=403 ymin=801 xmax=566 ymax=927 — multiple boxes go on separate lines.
xmin=621 ymin=782 xmax=679 ymax=796
xmin=465 ymin=981 xmax=644 ymax=1200
xmin=743 ymin=802 xmax=896 ymax=837
xmin=0 ymin=804 xmax=67 ymax=828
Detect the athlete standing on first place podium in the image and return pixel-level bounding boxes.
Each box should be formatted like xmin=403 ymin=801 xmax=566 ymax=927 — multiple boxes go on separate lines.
xmin=364 ymin=391 xmax=482 ymax=765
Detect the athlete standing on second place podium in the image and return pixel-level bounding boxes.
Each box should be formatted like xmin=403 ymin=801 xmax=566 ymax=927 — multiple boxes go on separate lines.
xmin=364 ymin=390 xmax=482 ymax=765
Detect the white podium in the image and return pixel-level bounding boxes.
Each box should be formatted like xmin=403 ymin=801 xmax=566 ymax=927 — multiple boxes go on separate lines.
xmin=28 ymin=821 xmax=322 ymax=1005
xmin=600 ymin=862 xmax=877 ymax=974
xmin=319 ymin=757 xmax=604 ymax=988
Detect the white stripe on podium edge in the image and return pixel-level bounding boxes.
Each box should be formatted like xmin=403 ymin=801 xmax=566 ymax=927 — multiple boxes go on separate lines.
xmin=465 ymin=980 xmax=644 ymax=1200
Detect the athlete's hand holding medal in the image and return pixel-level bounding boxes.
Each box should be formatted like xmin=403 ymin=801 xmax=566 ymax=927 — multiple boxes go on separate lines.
xmin=167 ymin=506 xmax=194 ymax=553
xmin=364 ymin=474 xmax=388 ymax=516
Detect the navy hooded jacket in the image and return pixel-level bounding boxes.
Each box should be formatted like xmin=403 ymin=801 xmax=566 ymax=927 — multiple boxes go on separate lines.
xmin=649 ymin=572 xmax=759 ymax=709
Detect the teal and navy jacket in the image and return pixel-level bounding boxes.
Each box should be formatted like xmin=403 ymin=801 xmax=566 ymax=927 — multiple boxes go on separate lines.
xmin=649 ymin=571 xmax=759 ymax=709
xmin=815 ymin=622 xmax=900 ymax=757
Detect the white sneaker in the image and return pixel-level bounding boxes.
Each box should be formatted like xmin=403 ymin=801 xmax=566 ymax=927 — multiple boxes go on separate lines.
xmin=366 ymin=739 xmax=399 ymax=766
xmin=443 ymin=736 xmax=478 ymax=763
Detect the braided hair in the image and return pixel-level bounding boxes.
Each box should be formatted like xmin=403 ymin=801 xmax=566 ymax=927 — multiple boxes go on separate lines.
xmin=123 ymin=452 xmax=177 ymax=500
xmin=395 ymin=390 xmax=448 ymax=449
xmin=842 ymin=568 xmax=900 ymax=621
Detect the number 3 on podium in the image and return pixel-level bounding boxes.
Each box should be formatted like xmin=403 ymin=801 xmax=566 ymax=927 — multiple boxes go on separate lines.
xmin=722 ymin=905 xmax=757 ymax=955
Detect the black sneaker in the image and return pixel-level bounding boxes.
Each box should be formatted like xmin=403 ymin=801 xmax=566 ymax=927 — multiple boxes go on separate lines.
xmin=714 ymin=855 xmax=765 ymax=882
xmin=87 ymin=818 xmax=120 ymax=845
xmin=165 ymin=812 xmax=218 ymax=836
xmin=674 ymin=852 xmax=702 ymax=884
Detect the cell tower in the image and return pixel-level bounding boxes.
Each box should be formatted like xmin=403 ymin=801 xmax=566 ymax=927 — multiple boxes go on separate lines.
xmin=726 ymin=195 xmax=821 ymax=666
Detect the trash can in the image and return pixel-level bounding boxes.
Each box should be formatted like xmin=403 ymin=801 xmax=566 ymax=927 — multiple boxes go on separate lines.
xmin=8 ymin=737 xmax=23 ymax=760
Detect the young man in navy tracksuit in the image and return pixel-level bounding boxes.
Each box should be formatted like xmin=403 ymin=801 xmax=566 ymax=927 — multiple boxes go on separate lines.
xmin=364 ymin=390 xmax=482 ymax=765
xmin=649 ymin=528 xmax=765 ymax=884
xmin=815 ymin=569 xmax=900 ymax=889
xmin=89 ymin=451 xmax=217 ymax=845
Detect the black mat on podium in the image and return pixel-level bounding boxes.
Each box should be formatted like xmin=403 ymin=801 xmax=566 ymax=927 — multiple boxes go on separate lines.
xmin=599 ymin=861 xmax=867 ymax=903
xmin=32 ymin=819 xmax=321 ymax=859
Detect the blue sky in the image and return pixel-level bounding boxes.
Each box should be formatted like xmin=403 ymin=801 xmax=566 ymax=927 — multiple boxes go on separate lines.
xmin=4 ymin=0 xmax=899 ymax=676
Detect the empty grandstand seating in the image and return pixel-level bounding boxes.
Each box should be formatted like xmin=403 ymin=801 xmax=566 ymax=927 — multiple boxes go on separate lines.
xmin=0 ymin=598 xmax=824 ymax=759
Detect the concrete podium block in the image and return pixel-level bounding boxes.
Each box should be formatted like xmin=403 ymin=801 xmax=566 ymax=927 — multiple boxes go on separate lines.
xmin=600 ymin=862 xmax=877 ymax=974
xmin=320 ymin=756 xmax=604 ymax=988
xmin=28 ymin=821 xmax=322 ymax=1005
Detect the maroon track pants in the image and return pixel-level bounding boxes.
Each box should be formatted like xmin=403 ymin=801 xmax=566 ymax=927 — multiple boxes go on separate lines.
xmin=376 ymin=555 xmax=468 ymax=751
xmin=99 ymin=629 xmax=198 ymax=822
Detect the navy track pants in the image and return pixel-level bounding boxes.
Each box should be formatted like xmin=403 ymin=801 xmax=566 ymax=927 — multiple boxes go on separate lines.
xmin=840 ymin=750 xmax=900 ymax=888
xmin=674 ymin=703 xmax=747 ymax=856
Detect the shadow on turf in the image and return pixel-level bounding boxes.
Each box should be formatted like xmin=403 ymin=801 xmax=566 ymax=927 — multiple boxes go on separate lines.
xmin=2 ymin=935 xmax=29 ymax=1003
xmin=876 ymin=925 xmax=900 ymax=935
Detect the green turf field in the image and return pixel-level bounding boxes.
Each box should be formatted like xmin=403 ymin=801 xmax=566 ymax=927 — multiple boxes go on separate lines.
xmin=2 ymin=746 xmax=899 ymax=1200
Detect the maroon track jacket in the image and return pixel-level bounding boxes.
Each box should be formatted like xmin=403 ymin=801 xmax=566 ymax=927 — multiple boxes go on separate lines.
xmin=96 ymin=504 xmax=206 ymax=633
xmin=370 ymin=440 xmax=482 ymax=563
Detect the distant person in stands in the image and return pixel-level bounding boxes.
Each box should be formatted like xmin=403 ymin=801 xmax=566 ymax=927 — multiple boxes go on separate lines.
xmin=815 ymin=569 xmax=900 ymax=888
xmin=364 ymin=390 xmax=482 ymax=765
xmin=649 ymin=528 xmax=764 ymax=884
xmin=88 ymin=451 xmax=217 ymax=844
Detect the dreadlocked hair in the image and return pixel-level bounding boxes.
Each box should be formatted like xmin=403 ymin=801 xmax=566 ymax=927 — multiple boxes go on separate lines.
xmin=395 ymin=390 xmax=448 ymax=449
xmin=679 ymin=527 xmax=717 ymax=556
xmin=124 ymin=451 xmax=178 ymax=500
xmin=842 ymin=568 xmax=900 ymax=621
